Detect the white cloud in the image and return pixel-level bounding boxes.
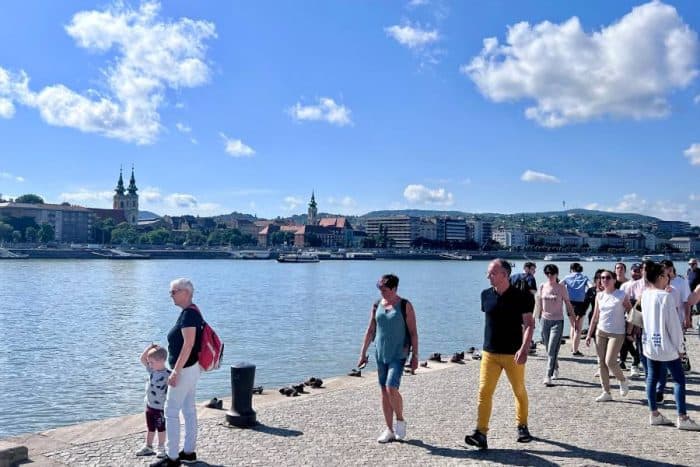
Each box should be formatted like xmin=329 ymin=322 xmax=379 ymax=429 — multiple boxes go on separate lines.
xmin=684 ymin=143 xmax=700 ymax=165
xmin=587 ymin=193 xmax=691 ymax=222
xmin=0 ymin=2 xmax=216 ymax=144
xmin=0 ymin=171 xmax=25 ymax=182
xmin=139 ymin=186 xmax=162 ymax=203
xmin=463 ymin=1 xmax=699 ymax=127
xmin=288 ymin=97 xmax=352 ymax=126
xmin=408 ymin=0 xmax=429 ymax=6
xmin=694 ymin=95 xmax=700 ymax=104
xmin=689 ymin=193 xmax=700 ymax=201
xmin=175 ymin=122 xmax=191 ymax=133
xmin=220 ymin=132 xmax=255 ymax=157
xmin=327 ymin=196 xmax=358 ymax=212
xmin=282 ymin=196 xmax=303 ymax=211
xmin=521 ymin=170 xmax=560 ymax=183
xmin=403 ymin=184 xmax=453 ymax=205
xmin=385 ymin=24 xmax=439 ymax=49
xmin=59 ymin=189 xmax=113 ymax=206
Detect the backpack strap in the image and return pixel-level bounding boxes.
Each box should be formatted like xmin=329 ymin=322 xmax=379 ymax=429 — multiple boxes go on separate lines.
xmin=400 ymin=298 xmax=413 ymax=352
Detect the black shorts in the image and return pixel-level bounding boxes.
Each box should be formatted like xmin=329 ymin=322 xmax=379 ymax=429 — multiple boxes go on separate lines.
xmin=572 ymin=301 xmax=587 ymax=318
xmin=146 ymin=406 xmax=166 ymax=432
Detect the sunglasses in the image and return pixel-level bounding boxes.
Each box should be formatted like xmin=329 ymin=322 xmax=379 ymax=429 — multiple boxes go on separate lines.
xmin=169 ymin=289 xmax=182 ymax=296
xmin=600 ymin=276 xmax=613 ymax=280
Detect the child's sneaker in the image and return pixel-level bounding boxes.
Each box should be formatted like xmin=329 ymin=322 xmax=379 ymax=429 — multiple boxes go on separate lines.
xmin=136 ymin=445 xmax=155 ymax=456
xmin=156 ymin=445 xmax=167 ymax=458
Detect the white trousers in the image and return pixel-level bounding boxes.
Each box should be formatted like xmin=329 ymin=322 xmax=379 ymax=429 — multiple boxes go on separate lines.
xmin=165 ymin=364 xmax=201 ymax=459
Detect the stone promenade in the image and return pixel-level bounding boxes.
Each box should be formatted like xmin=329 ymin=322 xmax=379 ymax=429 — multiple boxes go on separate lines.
xmin=5 ymin=329 xmax=700 ymax=466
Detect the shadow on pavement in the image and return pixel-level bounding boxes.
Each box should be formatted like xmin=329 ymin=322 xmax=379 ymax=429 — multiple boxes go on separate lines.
xmin=405 ymin=439 xmax=559 ymax=466
xmin=251 ymin=423 xmax=303 ymax=437
xmin=526 ymin=438 xmax=682 ymax=467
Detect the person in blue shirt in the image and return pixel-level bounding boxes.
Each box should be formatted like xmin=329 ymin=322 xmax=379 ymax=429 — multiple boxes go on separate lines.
xmin=510 ymin=262 xmax=537 ymax=295
xmin=562 ymin=263 xmax=590 ymax=356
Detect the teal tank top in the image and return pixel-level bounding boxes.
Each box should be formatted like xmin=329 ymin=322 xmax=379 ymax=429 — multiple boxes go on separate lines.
xmin=374 ymin=301 xmax=409 ymax=364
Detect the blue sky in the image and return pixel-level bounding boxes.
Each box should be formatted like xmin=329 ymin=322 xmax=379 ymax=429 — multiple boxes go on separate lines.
xmin=1 ymin=1 xmax=700 ymax=223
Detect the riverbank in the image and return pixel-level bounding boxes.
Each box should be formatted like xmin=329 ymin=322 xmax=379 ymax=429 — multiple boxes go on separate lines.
xmin=4 ymin=327 xmax=699 ymax=466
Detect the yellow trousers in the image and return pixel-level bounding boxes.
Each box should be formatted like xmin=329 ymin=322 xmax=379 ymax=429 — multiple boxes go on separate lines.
xmin=476 ymin=351 xmax=528 ymax=434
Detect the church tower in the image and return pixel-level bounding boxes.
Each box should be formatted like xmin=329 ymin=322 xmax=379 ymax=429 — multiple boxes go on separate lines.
xmin=307 ymin=191 xmax=318 ymax=225
xmin=125 ymin=166 xmax=139 ymax=225
xmin=113 ymin=167 xmax=139 ymax=225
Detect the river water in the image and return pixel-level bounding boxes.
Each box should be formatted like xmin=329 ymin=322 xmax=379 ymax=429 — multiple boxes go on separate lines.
xmin=0 ymin=259 xmax=609 ymax=438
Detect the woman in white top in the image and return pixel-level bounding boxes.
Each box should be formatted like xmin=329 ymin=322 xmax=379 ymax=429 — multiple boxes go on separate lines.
xmin=641 ymin=263 xmax=699 ymax=430
xmin=586 ymin=269 xmax=631 ymax=402
xmin=537 ymin=264 xmax=574 ymax=386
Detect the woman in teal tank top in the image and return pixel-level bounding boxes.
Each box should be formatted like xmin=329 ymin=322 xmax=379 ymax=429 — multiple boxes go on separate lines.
xmin=358 ymin=274 xmax=419 ymax=444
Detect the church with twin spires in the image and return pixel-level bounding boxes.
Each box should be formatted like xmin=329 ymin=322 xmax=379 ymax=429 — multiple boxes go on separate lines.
xmin=112 ymin=167 xmax=139 ymax=225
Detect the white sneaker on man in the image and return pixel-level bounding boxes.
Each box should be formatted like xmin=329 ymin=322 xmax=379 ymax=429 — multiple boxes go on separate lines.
xmin=377 ymin=428 xmax=396 ymax=443
xmin=543 ymin=376 xmax=552 ymax=386
xmin=156 ymin=445 xmax=167 ymax=458
xmin=595 ymin=392 xmax=612 ymax=402
xmin=630 ymin=366 xmax=640 ymax=378
xmin=677 ymin=416 xmax=700 ymax=431
xmin=552 ymin=369 xmax=559 ymax=380
xmin=650 ymin=412 xmax=672 ymax=426
xmin=619 ymin=379 xmax=629 ymax=396
xmin=394 ymin=420 xmax=407 ymax=440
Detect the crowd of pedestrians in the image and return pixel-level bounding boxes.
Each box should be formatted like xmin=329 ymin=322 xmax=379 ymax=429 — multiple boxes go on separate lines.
xmin=362 ymin=258 xmax=700 ymax=451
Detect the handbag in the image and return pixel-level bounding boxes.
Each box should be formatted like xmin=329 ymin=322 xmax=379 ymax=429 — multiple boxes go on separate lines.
xmin=681 ymin=353 xmax=691 ymax=372
xmin=626 ymin=302 xmax=644 ymax=328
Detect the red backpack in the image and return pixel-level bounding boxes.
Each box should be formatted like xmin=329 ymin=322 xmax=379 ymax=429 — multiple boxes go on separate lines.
xmin=189 ymin=305 xmax=224 ymax=372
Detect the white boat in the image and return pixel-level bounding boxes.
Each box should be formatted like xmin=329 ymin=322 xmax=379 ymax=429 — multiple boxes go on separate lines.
xmin=620 ymin=256 xmax=643 ymax=263
xmin=439 ymin=252 xmax=472 ymax=261
xmin=0 ymin=247 xmax=28 ymax=258
xmin=583 ymin=255 xmax=616 ymax=262
xmin=641 ymin=254 xmax=670 ymax=262
xmin=543 ymin=253 xmax=580 ymax=261
xmin=276 ymin=252 xmax=320 ymax=263
xmin=345 ymin=252 xmax=376 ymax=260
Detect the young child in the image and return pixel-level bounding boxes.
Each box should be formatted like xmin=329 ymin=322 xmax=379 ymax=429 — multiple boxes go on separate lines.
xmin=136 ymin=344 xmax=170 ymax=457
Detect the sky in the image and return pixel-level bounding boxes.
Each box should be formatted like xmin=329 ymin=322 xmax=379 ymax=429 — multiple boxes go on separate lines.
xmin=1 ymin=0 xmax=700 ymax=223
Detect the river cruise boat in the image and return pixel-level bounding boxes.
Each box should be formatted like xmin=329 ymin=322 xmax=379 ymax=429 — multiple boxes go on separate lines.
xmin=277 ymin=252 xmax=320 ymax=263
xmin=439 ymin=252 xmax=472 ymax=260
xmin=582 ymin=255 xmax=616 ymax=262
xmin=543 ymin=253 xmax=581 ymax=261
xmin=619 ymin=255 xmax=643 ymax=263
xmin=345 ymin=252 xmax=376 ymax=260
xmin=641 ymin=254 xmax=670 ymax=262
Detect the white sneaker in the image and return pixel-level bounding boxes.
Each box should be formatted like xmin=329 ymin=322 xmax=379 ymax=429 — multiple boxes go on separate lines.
xmin=595 ymin=392 xmax=612 ymax=402
xmin=619 ymin=379 xmax=629 ymax=396
xmin=630 ymin=366 xmax=640 ymax=378
xmin=553 ymin=369 xmax=559 ymax=380
xmin=543 ymin=376 xmax=552 ymax=386
xmin=677 ymin=416 xmax=700 ymax=431
xmin=135 ymin=445 xmax=155 ymax=456
xmin=650 ymin=413 xmax=672 ymax=426
xmin=377 ymin=428 xmax=396 ymax=443
xmin=156 ymin=446 xmax=167 ymax=458
xmin=394 ymin=420 xmax=407 ymax=440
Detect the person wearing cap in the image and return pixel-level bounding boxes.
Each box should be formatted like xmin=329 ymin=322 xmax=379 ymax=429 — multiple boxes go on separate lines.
xmin=358 ymin=274 xmax=419 ymax=444
xmin=620 ymin=263 xmax=642 ymax=376
xmin=464 ymin=259 xmax=535 ymax=450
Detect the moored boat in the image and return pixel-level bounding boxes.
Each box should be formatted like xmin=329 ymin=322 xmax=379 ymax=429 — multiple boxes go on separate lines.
xmin=277 ymin=252 xmax=320 ymax=263
xmin=543 ymin=253 xmax=580 ymax=261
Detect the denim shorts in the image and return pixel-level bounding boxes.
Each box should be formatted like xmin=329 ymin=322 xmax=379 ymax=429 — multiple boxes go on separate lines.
xmin=377 ymin=358 xmax=406 ymax=388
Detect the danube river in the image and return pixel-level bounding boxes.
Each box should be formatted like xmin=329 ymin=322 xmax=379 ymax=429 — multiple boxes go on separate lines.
xmin=0 ymin=258 xmax=607 ymax=438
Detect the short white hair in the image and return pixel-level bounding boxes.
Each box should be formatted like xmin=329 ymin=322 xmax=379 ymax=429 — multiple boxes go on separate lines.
xmin=170 ymin=278 xmax=194 ymax=295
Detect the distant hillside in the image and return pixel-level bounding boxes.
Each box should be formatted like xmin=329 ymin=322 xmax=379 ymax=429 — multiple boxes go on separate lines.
xmin=358 ymin=209 xmax=672 ymax=233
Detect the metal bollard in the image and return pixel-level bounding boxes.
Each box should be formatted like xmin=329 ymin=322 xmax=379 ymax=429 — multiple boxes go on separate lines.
xmin=225 ymin=362 xmax=257 ymax=428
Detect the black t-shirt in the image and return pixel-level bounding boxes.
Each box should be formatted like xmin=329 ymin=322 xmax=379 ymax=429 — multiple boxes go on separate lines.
xmin=481 ymin=285 xmax=534 ymax=354
xmin=167 ymin=306 xmax=203 ymax=368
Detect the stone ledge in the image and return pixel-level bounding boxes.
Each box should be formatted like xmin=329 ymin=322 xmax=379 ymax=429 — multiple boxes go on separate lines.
xmin=0 ymin=441 xmax=28 ymax=467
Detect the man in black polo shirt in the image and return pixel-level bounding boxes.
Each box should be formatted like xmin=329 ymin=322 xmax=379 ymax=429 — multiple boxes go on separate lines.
xmin=465 ymin=259 xmax=535 ymax=450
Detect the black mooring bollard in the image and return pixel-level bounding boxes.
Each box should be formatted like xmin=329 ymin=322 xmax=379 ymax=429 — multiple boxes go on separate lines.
xmin=226 ymin=362 xmax=257 ymax=428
